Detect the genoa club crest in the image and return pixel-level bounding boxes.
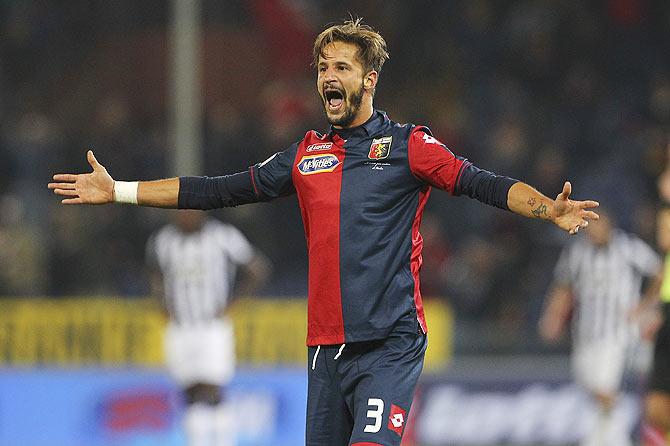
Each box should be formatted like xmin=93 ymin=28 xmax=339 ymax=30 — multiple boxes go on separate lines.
xmin=368 ymin=136 xmax=392 ymax=160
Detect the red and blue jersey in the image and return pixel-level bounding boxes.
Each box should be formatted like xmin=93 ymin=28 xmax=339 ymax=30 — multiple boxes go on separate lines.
xmin=179 ymin=111 xmax=517 ymax=346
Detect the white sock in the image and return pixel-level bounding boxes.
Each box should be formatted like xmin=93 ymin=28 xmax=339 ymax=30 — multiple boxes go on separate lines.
xmin=213 ymin=403 xmax=236 ymax=446
xmin=603 ymin=409 xmax=632 ymax=446
xmin=582 ymin=405 xmax=632 ymax=446
xmin=581 ymin=407 xmax=609 ymax=446
xmin=184 ymin=403 xmax=214 ymax=446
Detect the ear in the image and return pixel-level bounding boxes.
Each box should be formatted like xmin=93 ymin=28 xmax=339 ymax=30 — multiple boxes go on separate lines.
xmin=363 ymin=71 xmax=378 ymax=91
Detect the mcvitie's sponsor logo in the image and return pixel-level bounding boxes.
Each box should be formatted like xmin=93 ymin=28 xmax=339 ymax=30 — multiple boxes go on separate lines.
xmin=297 ymin=154 xmax=340 ymax=175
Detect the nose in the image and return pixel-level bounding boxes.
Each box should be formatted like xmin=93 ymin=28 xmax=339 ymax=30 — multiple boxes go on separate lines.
xmin=321 ymin=66 xmax=338 ymax=82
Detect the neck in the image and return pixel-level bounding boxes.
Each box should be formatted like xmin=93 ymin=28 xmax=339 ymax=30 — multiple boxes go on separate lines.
xmin=335 ymin=100 xmax=374 ymax=129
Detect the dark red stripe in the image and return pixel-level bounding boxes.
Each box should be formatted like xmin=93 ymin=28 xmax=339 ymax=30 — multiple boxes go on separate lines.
xmin=454 ymin=160 xmax=472 ymax=195
xmin=248 ymin=166 xmax=259 ymax=198
xmin=411 ymin=187 xmax=431 ymax=334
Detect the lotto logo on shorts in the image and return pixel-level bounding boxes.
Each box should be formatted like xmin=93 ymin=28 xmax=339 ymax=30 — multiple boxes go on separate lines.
xmin=387 ymin=404 xmax=406 ymax=436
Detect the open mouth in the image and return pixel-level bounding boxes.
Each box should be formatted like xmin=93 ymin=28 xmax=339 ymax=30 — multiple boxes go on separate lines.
xmin=324 ymin=89 xmax=344 ymax=112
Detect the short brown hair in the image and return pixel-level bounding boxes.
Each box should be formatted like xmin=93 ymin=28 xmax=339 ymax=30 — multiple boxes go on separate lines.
xmin=313 ymin=18 xmax=389 ymax=74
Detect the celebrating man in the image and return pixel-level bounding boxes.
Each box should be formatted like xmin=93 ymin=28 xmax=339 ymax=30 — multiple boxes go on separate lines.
xmin=49 ymin=18 xmax=598 ymax=446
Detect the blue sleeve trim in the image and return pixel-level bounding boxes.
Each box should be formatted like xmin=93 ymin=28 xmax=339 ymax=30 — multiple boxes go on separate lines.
xmin=454 ymin=163 xmax=519 ymax=210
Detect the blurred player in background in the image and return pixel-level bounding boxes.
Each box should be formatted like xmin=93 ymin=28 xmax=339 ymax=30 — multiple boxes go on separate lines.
xmin=540 ymin=207 xmax=661 ymax=446
xmin=642 ymin=207 xmax=670 ymax=446
xmin=642 ymin=199 xmax=670 ymax=446
xmin=146 ymin=209 xmax=270 ymax=446
xmin=49 ymin=18 xmax=599 ymax=446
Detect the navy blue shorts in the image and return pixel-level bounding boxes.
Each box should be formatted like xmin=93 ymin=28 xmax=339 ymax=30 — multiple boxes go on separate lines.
xmin=306 ymin=329 xmax=427 ymax=446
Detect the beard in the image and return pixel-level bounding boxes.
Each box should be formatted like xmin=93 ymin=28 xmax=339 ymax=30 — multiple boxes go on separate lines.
xmin=325 ymin=82 xmax=364 ymax=128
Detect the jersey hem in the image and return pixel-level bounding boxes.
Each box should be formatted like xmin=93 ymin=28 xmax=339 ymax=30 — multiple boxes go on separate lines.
xmin=306 ymin=318 xmax=421 ymax=346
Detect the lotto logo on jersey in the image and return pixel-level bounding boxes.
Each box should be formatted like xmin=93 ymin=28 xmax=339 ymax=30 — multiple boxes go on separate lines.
xmin=297 ymin=154 xmax=340 ymax=175
xmin=368 ymin=136 xmax=392 ymax=160
xmin=387 ymin=404 xmax=406 ymax=436
xmin=306 ymin=142 xmax=333 ymax=152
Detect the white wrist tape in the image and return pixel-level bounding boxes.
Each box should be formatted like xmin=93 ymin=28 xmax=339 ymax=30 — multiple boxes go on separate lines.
xmin=114 ymin=181 xmax=139 ymax=205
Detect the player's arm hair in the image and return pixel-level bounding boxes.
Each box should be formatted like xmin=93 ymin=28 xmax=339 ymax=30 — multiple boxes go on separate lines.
xmin=136 ymin=178 xmax=180 ymax=207
xmin=506 ymin=182 xmax=556 ymax=221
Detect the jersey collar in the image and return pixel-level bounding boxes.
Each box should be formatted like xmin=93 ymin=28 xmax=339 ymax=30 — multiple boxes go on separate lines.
xmin=329 ymin=110 xmax=389 ymax=140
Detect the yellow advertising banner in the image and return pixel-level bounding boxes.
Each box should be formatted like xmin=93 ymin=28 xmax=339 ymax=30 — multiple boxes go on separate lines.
xmin=0 ymin=297 xmax=452 ymax=369
xmin=0 ymin=298 xmax=165 ymax=366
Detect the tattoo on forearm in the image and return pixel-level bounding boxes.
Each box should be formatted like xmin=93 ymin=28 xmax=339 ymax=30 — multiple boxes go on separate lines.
xmin=527 ymin=198 xmax=536 ymax=207
xmin=531 ymin=203 xmax=549 ymax=219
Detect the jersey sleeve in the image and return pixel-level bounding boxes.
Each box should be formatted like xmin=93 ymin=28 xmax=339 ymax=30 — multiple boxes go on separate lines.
xmin=408 ymin=127 xmax=518 ymax=210
xmin=251 ymin=141 xmax=299 ymax=200
xmin=407 ymin=127 xmax=466 ymax=194
xmin=178 ymin=142 xmax=299 ymax=210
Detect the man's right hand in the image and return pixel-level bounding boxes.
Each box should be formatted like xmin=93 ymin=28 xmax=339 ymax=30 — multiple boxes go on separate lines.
xmin=48 ymin=150 xmax=114 ymax=205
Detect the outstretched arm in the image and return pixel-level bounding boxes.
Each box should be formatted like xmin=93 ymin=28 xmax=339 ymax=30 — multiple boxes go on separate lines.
xmin=48 ymin=150 xmax=179 ymax=208
xmin=507 ymin=181 xmax=599 ymax=234
xmin=50 ymin=144 xmax=299 ymax=209
xmin=406 ymin=129 xmax=598 ymax=233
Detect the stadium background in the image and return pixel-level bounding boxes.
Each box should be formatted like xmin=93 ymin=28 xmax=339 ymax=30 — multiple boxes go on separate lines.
xmin=0 ymin=0 xmax=669 ymax=445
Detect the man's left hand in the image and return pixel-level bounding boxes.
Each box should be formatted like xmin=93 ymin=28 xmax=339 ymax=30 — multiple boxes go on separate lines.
xmin=553 ymin=181 xmax=600 ymax=235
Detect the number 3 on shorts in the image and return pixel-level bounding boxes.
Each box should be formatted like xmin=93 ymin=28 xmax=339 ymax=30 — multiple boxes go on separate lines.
xmin=364 ymin=398 xmax=385 ymax=433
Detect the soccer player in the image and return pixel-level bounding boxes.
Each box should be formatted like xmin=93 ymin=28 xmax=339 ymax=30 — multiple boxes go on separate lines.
xmin=49 ymin=19 xmax=599 ymax=446
xmin=643 ymin=207 xmax=670 ymax=446
xmin=146 ymin=209 xmax=270 ymax=446
xmin=539 ymin=207 xmax=661 ymax=446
